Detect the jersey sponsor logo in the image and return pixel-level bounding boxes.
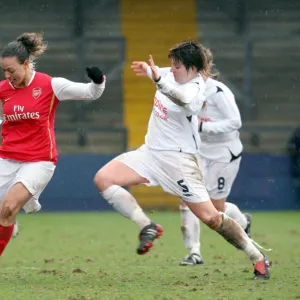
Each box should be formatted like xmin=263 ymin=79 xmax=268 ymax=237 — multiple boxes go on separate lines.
xmin=153 ymin=97 xmax=168 ymax=121
xmin=2 ymin=105 xmax=41 ymax=122
xmin=3 ymin=112 xmax=40 ymax=121
xmin=152 ymin=108 xmax=168 ymax=121
xmin=32 ymin=87 xmax=42 ymax=99
xmin=154 ymin=97 xmax=167 ymax=114
xmin=199 ymin=117 xmax=211 ymax=122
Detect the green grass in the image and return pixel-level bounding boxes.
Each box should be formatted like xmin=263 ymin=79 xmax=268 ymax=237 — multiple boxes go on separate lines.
xmin=0 ymin=212 xmax=299 ymax=300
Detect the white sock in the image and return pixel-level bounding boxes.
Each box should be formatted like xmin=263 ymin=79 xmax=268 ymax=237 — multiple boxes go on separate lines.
xmin=225 ymin=202 xmax=248 ymax=230
xmin=216 ymin=213 xmax=263 ymax=264
xmin=179 ymin=205 xmax=200 ymax=255
xmin=102 ymin=185 xmax=151 ymax=229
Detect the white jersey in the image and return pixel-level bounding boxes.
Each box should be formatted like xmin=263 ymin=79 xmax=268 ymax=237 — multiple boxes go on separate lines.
xmin=145 ymin=68 xmax=206 ymax=154
xmin=198 ymin=78 xmax=243 ymax=162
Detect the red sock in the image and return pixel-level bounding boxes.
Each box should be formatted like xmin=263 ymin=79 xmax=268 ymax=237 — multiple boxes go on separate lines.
xmin=0 ymin=224 xmax=14 ymax=256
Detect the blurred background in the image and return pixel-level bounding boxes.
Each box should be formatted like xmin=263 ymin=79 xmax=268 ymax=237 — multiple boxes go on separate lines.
xmin=0 ymin=0 xmax=299 ymax=212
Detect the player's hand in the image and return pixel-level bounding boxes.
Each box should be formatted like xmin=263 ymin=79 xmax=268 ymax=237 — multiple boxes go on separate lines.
xmin=86 ymin=66 xmax=104 ymax=84
xmin=148 ymin=55 xmax=160 ymax=81
xmin=131 ymin=61 xmax=149 ymax=77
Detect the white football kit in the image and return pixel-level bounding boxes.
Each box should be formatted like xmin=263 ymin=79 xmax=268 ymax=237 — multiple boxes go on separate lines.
xmin=198 ymin=77 xmax=243 ymax=199
xmin=118 ymin=68 xmax=211 ymax=203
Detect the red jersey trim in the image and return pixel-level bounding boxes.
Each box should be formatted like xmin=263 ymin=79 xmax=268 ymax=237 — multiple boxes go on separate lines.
xmin=47 ymin=93 xmax=56 ymax=161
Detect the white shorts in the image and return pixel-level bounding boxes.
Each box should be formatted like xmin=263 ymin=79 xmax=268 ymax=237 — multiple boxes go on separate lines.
xmin=0 ymin=158 xmax=56 ymax=213
xmin=116 ymin=145 xmax=210 ymax=203
xmin=202 ymin=156 xmax=241 ymax=200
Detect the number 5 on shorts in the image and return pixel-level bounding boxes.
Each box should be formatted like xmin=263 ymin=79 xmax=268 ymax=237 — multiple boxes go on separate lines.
xmin=177 ymin=179 xmax=189 ymax=193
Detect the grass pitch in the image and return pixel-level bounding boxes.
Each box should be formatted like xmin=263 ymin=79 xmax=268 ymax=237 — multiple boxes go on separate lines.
xmin=0 ymin=212 xmax=299 ymax=300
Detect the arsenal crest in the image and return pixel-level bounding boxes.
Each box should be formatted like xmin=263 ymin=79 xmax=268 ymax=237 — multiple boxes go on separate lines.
xmin=32 ymin=87 xmax=42 ymax=99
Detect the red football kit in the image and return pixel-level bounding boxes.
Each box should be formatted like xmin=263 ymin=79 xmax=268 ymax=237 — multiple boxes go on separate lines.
xmin=0 ymin=71 xmax=106 ymax=164
xmin=0 ymin=72 xmax=59 ymax=163
xmin=0 ymin=69 xmax=105 ymax=257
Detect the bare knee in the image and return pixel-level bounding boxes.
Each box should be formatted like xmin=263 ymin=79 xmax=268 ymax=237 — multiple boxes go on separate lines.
xmin=94 ymin=169 xmax=111 ymax=192
xmin=202 ymin=212 xmax=223 ymax=230
xmin=0 ymin=202 xmax=17 ymax=226
xmin=0 ymin=183 xmax=32 ymax=226
xmin=94 ymin=159 xmax=149 ymax=192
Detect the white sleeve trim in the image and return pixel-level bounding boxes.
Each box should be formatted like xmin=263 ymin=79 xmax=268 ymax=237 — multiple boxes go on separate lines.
xmin=51 ymin=77 xmax=106 ymax=101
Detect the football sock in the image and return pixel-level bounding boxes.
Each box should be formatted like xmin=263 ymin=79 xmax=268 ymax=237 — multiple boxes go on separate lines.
xmin=0 ymin=224 xmax=14 ymax=256
xmin=225 ymin=202 xmax=248 ymax=230
xmin=179 ymin=205 xmax=200 ymax=255
xmin=101 ymin=185 xmax=151 ymax=229
xmin=215 ymin=213 xmax=263 ymax=264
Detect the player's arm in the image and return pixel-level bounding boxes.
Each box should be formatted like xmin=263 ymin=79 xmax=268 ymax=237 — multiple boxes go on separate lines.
xmin=155 ymin=75 xmax=206 ymax=111
xmin=132 ymin=61 xmax=204 ymax=111
xmin=146 ymin=55 xmax=206 ymax=113
xmin=131 ymin=58 xmax=200 ymax=107
xmin=147 ymin=67 xmax=170 ymax=78
xmin=199 ymin=88 xmax=242 ymax=133
xmin=131 ymin=61 xmax=170 ymax=79
xmin=51 ymin=66 xmax=106 ymax=101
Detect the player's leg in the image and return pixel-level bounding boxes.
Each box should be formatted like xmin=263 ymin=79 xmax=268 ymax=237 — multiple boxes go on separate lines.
xmin=0 ymin=182 xmax=31 ymax=221
xmin=0 ymin=159 xmax=24 ymax=239
xmin=94 ymin=146 xmax=163 ymax=254
xmin=0 ymin=161 xmax=55 ymax=256
xmin=184 ymin=200 xmax=271 ymax=279
xmin=159 ymin=152 xmax=270 ymax=279
xmin=211 ymin=198 xmax=250 ymax=232
xmin=0 ymin=158 xmax=22 ymax=255
xmin=178 ymin=156 xmax=211 ymax=266
xmin=224 ymin=202 xmax=251 ymax=237
xmin=94 ymin=151 xmax=152 ymax=229
xmin=207 ymin=158 xmax=250 ymax=235
xmin=9 ymin=192 xmax=43 ymax=240
xmin=179 ymin=199 xmax=203 ymax=266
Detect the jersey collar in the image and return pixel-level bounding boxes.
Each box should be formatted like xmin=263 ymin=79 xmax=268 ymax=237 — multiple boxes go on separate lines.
xmin=9 ymin=71 xmax=36 ymax=89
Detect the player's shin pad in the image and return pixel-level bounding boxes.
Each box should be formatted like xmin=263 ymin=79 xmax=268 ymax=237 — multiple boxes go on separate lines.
xmin=215 ymin=213 xmax=248 ymax=250
xmin=215 ymin=213 xmax=273 ymax=252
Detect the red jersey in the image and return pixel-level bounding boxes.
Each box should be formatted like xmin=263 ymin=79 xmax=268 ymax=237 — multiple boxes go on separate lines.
xmin=0 ymin=72 xmax=59 ymax=163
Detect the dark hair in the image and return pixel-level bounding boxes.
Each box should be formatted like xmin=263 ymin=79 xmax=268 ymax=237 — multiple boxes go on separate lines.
xmin=1 ymin=32 xmax=47 ymax=67
xmin=204 ymin=48 xmax=220 ymax=80
xmin=168 ymin=40 xmax=208 ymax=72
